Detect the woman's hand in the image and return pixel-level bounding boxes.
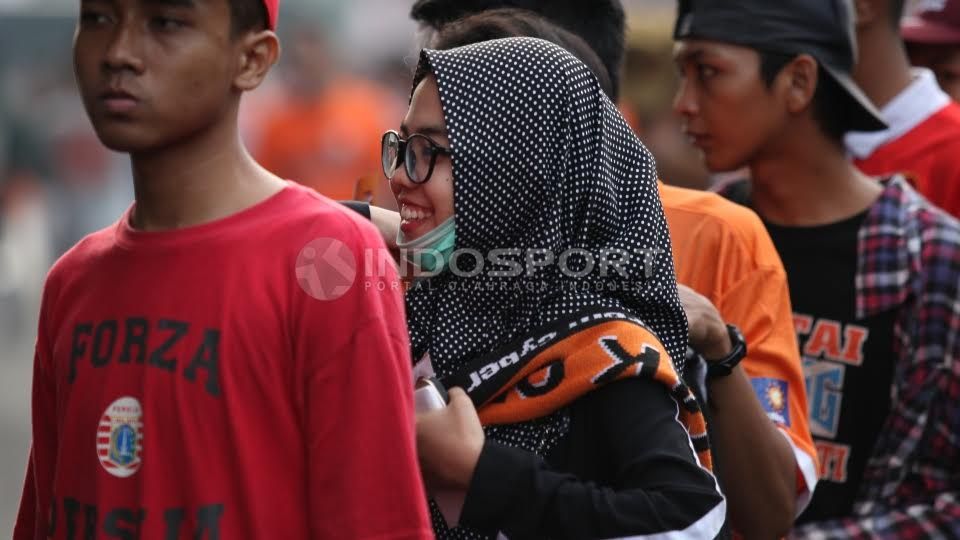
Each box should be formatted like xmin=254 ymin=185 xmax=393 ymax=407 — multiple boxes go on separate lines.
xmin=369 ymin=206 xmax=401 ymax=251
xmin=416 ymin=387 xmax=485 ymax=491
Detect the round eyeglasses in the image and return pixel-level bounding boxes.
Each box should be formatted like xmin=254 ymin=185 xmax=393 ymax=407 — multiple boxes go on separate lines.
xmin=381 ymin=130 xmax=451 ymax=184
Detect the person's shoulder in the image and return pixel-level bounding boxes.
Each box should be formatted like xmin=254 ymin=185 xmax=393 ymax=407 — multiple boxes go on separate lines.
xmin=913 ymin=195 xmax=960 ymax=253
xmin=662 ymin=183 xmax=758 ymax=223
xmin=47 ymin=223 xmax=120 ymax=279
xmin=43 ymin=222 xmax=120 ymax=298
xmin=890 ymin=176 xmax=960 ymax=229
xmin=931 ymin=100 xmax=960 ymax=125
xmin=279 ymin=185 xmax=402 ymax=327
xmin=885 ymin=177 xmax=960 ymax=279
xmin=660 ymin=183 xmax=773 ymax=260
xmin=273 ymin=182 xmax=386 ymax=248
xmin=899 ymin=101 xmax=960 ymax=153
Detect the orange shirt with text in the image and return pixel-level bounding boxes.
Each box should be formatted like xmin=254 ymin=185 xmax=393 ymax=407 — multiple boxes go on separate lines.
xmin=661 ymin=183 xmax=819 ymax=507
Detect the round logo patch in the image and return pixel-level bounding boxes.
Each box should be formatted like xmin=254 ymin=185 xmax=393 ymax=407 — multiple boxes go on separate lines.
xmin=97 ymin=397 xmax=143 ymax=478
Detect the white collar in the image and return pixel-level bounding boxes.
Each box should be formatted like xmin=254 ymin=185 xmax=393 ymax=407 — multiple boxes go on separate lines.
xmin=845 ymin=68 xmax=951 ymax=159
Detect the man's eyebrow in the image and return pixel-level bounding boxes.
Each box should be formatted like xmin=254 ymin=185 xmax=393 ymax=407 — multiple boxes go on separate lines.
xmin=143 ymin=0 xmax=197 ymax=8
xmin=674 ymin=45 xmax=705 ymax=64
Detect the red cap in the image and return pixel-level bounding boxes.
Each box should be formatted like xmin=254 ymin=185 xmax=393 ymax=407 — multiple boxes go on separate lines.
xmin=902 ymin=0 xmax=960 ymax=44
xmin=262 ymin=0 xmax=279 ymax=30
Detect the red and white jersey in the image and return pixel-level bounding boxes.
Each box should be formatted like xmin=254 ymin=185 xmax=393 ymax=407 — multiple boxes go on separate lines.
xmin=847 ymin=68 xmax=960 ymax=218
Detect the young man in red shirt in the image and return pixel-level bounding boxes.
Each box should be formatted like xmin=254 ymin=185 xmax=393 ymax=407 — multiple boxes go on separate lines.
xmin=847 ymin=0 xmax=960 ymax=216
xmin=13 ymin=1 xmax=432 ymax=538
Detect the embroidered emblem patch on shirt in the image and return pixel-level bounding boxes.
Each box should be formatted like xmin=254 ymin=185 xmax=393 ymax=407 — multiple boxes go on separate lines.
xmin=97 ymin=396 xmax=143 ymax=478
xmin=751 ymin=377 xmax=791 ymax=427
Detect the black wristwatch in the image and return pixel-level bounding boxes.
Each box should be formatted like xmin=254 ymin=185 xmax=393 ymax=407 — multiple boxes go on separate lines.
xmin=705 ymin=324 xmax=747 ymax=379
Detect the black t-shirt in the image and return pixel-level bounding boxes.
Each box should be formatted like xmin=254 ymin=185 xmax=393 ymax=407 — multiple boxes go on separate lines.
xmin=765 ymin=211 xmax=897 ymax=524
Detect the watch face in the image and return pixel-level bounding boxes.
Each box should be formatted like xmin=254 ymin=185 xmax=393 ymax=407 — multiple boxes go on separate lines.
xmin=729 ymin=325 xmax=746 ymax=357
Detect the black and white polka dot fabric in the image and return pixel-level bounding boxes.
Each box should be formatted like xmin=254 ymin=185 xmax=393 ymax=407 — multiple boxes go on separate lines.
xmin=406 ymin=38 xmax=688 ymax=538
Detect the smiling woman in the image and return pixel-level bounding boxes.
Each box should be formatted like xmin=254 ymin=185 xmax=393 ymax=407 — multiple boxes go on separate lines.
xmin=397 ymin=37 xmax=726 ymax=540
xmin=385 ymin=79 xmax=455 ymax=239
xmin=385 ymin=75 xmax=456 ymax=273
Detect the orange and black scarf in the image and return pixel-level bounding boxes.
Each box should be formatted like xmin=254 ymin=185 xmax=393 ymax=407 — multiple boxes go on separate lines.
xmin=442 ymin=310 xmax=712 ymax=470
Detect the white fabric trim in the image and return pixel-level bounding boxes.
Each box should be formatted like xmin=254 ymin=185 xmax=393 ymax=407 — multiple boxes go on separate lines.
xmin=779 ymin=428 xmax=819 ymax=517
xmin=845 ymin=68 xmax=951 ymax=159
xmin=611 ymin=498 xmax=727 ymax=540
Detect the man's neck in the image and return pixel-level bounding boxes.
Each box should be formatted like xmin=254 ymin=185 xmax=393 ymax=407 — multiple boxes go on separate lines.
xmin=129 ymin=109 xmax=285 ymax=231
xmin=749 ymin=129 xmax=883 ymax=227
xmin=853 ymin=27 xmax=915 ymax=110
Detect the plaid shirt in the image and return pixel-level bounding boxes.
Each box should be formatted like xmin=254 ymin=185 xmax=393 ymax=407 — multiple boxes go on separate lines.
xmin=788 ymin=177 xmax=960 ymax=539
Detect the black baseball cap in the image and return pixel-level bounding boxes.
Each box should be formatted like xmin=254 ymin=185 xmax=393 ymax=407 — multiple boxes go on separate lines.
xmin=674 ymin=0 xmax=887 ymax=132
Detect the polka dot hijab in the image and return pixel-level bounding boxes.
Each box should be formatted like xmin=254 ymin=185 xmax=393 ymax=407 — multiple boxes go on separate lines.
xmin=405 ymin=38 xmax=688 ymax=537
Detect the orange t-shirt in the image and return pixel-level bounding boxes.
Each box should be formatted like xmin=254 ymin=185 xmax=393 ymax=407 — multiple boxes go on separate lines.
xmin=254 ymin=78 xmax=401 ymax=201
xmin=660 ymin=183 xmax=819 ymax=511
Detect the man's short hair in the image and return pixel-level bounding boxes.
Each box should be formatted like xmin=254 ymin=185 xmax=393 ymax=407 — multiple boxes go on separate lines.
xmin=430 ymin=8 xmax=614 ymax=99
xmin=231 ymin=0 xmax=269 ymax=37
xmin=411 ymin=0 xmax=625 ymax=101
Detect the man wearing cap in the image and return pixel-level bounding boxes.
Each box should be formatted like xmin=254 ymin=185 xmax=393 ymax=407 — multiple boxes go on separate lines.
xmin=12 ymin=1 xmax=433 ymax=539
xmin=847 ymin=0 xmax=960 ymax=217
xmin=903 ymin=0 xmax=960 ymax=102
xmin=673 ymin=0 xmax=960 ymax=537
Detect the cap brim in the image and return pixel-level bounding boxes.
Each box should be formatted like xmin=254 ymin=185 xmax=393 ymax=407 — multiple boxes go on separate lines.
xmin=821 ymin=64 xmax=888 ymax=132
xmin=902 ymin=16 xmax=960 ymax=44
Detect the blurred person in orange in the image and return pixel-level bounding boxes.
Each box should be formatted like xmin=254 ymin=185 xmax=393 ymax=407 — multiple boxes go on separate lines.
xmin=253 ymin=27 xmax=402 ymax=201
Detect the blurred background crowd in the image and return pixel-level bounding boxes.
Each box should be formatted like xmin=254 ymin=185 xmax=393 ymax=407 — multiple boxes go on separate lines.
xmin=2 ymin=0 xmax=942 ymax=531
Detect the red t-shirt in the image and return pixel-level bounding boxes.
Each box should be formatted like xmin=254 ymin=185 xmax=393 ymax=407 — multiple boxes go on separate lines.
xmin=14 ymin=182 xmax=432 ymax=539
xmin=854 ymin=102 xmax=960 ymax=217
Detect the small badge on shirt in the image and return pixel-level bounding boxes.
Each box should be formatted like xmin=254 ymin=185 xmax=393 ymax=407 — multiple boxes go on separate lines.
xmin=751 ymin=378 xmax=790 ymax=427
xmin=97 ymin=396 xmax=143 ymax=478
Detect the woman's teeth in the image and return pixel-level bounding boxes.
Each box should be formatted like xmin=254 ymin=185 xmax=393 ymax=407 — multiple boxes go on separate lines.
xmin=401 ymin=206 xmax=433 ymax=221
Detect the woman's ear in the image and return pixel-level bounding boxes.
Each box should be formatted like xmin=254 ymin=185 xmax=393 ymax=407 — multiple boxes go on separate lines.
xmin=781 ymin=54 xmax=819 ymax=115
xmin=234 ymin=31 xmax=281 ymax=92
